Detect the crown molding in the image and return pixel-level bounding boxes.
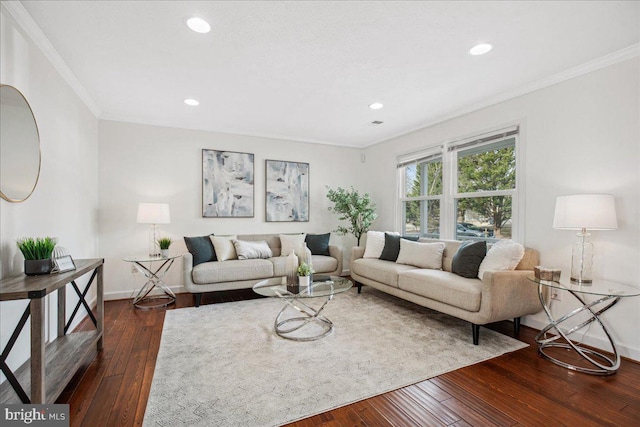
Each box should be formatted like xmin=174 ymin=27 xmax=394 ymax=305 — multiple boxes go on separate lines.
xmin=99 ymin=113 xmax=364 ymax=149
xmin=367 ymin=43 xmax=640 ymax=148
xmin=1 ymin=1 xmax=101 ymax=117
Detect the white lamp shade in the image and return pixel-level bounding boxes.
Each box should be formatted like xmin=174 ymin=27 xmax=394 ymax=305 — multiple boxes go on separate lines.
xmin=553 ymin=194 xmax=617 ymax=230
xmin=137 ymin=202 xmax=170 ymax=224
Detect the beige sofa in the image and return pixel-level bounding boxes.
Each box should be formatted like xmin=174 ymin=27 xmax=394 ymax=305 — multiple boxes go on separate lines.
xmin=183 ymin=233 xmax=343 ymax=306
xmin=350 ymin=238 xmax=541 ymax=344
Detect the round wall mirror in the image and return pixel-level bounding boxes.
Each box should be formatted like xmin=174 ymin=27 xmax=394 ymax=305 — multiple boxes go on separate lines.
xmin=0 ymin=84 xmax=41 ymax=202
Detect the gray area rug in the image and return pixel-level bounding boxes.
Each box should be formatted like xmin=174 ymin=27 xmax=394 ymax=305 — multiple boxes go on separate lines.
xmin=144 ymin=288 xmax=527 ymax=426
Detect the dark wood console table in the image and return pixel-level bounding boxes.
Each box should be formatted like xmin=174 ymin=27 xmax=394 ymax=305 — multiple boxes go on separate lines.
xmin=0 ymin=258 xmax=104 ymax=403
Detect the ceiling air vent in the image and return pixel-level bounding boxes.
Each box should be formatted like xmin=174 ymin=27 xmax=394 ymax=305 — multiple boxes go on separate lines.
xmin=371 ymin=120 xmax=383 ymax=125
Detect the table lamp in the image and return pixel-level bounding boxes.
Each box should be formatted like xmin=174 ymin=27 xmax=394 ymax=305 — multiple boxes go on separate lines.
xmin=137 ymin=202 xmax=170 ymax=257
xmin=553 ymin=194 xmax=617 ymax=284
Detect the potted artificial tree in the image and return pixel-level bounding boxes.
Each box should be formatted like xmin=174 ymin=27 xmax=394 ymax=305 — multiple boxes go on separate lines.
xmin=326 ymin=186 xmax=378 ymax=245
xmin=297 ymin=262 xmax=314 ymax=287
xmin=17 ymin=237 xmax=57 ymax=275
xmin=157 ymin=237 xmax=173 ymax=258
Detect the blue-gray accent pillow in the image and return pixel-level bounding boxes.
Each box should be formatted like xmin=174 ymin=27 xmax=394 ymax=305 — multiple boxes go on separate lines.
xmin=305 ymin=233 xmax=331 ymax=256
xmin=379 ymin=233 xmax=419 ymax=262
xmin=452 ymin=240 xmax=487 ymax=278
xmin=184 ymin=235 xmax=217 ymax=266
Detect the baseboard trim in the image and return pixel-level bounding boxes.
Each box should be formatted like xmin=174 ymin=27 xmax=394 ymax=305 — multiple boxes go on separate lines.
xmin=104 ymin=286 xmax=186 ymax=301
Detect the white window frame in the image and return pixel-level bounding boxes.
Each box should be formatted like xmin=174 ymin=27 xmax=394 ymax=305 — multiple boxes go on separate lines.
xmin=397 ymin=123 xmax=525 ymax=242
xmin=398 ymin=152 xmax=443 ymax=237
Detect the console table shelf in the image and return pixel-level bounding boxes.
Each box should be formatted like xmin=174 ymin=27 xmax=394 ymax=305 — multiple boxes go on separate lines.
xmin=0 ymin=258 xmax=104 ymax=404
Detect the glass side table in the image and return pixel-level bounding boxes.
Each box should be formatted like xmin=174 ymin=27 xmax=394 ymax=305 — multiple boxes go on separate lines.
xmin=123 ymin=254 xmax=180 ymax=309
xmin=528 ymin=277 xmax=640 ymax=375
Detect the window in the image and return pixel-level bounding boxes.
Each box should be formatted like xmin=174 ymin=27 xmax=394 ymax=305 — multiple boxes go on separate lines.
xmin=399 ymin=151 xmax=442 ymax=238
xmin=397 ymin=126 xmax=521 ymax=242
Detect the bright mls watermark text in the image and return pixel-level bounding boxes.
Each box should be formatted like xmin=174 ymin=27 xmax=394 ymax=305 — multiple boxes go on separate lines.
xmin=1 ymin=405 xmax=69 ymax=426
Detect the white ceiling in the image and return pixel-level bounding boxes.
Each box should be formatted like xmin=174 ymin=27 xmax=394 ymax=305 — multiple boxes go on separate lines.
xmin=16 ymin=1 xmax=640 ymax=148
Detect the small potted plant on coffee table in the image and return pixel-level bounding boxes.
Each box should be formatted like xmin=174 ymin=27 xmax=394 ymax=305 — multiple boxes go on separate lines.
xmin=297 ymin=262 xmax=314 ymax=287
xmin=157 ymin=237 xmax=173 ymax=258
xmin=17 ymin=237 xmax=57 ymax=275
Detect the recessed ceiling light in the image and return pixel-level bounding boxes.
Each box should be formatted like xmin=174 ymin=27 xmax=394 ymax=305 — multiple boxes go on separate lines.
xmin=187 ymin=17 xmax=211 ymax=34
xmin=184 ymin=98 xmax=199 ymax=106
xmin=369 ymin=102 xmax=384 ymax=110
xmin=469 ymin=43 xmax=492 ymax=56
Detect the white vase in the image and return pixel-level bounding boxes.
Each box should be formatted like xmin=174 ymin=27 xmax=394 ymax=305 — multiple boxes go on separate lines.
xmin=160 ymin=249 xmax=170 ymax=258
xmin=299 ymin=275 xmax=310 ymax=287
xmin=286 ymin=250 xmax=298 ymax=286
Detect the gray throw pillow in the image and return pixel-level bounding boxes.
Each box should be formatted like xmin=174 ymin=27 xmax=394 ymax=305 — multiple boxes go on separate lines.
xmin=305 ymin=233 xmax=331 ymax=256
xmin=379 ymin=233 xmax=419 ymax=262
xmin=184 ymin=235 xmax=216 ymax=266
xmin=451 ymin=240 xmax=487 ymax=278
xmin=232 ymin=240 xmax=273 ymax=260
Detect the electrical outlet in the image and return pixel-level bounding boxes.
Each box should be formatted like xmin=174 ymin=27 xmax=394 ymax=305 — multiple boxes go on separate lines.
xmin=131 ymin=264 xmax=138 ymax=274
xmin=551 ymin=290 xmax=562 ymax=301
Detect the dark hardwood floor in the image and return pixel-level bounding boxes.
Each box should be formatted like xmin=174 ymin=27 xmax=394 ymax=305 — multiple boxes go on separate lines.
xmin=58 ymin=288 xmax=640 ymax=427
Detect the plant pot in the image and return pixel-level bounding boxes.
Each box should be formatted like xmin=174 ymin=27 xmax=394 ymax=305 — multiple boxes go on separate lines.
xmin=24 ymin=259 xmax=53 ymax=276
xmin=299 ymin=275 xmax=310 ymax=287
xmin=160 ymin=249 xmax=170 ymax=258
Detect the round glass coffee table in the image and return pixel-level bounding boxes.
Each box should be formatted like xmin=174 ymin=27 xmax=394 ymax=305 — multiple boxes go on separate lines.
xmin=253 ymin=276 xmax=352 ymax=341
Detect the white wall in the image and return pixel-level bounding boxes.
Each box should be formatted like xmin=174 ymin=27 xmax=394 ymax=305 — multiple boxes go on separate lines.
xmin=363 ymin=58 xmax=640 ymax=360
xmin=0 ymin=6 xmax=99 ymax=382
xmin=98 ymin=120 xmax=365 ymax=299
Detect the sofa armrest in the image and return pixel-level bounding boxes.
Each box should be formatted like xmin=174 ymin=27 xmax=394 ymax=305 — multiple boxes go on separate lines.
xmin=182 ymin=253 xmax=197 ymax=291
xmin=480 ymin=270 xmax=544 ymax=321
xmin=328 ymin=245 xmax=343 ymax=276
xmin=351 ymin=246 xmax=365 ymax=261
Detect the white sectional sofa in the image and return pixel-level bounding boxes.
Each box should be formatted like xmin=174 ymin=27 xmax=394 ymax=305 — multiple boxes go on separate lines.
xmin=350 ymin=238 xmax=541 ymax=344
xmin=183 ymin=233 xmax=343 ymax=306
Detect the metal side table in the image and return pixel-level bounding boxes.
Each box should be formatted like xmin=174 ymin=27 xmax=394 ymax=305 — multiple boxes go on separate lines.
xmin=529 ymin=277 xmax=639 ymax=375
xmin=124 ymin=254 xmax=179 ymax=309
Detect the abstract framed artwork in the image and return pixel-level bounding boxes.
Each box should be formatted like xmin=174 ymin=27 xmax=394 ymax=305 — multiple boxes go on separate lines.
xmin=265 ymin=160 xmax=309 ymax=222
xmin=202 ymin=149 xmax=254 ymax=218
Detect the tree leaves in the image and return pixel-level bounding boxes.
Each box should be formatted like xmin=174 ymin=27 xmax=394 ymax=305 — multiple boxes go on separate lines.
xmin=326 ymin=186 xmax=378 ymax=245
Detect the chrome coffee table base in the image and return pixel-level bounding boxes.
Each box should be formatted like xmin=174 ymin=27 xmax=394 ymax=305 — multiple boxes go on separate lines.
xmin=274 ymin=292 xmax=334 ymax=341
xmin=536 ymin=286 xmax=620 ymax=375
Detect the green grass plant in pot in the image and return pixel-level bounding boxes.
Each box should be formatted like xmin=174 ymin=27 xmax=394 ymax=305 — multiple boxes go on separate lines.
xmin=157 ymin=237 xmax=173 ymax=258
xmin=297 ymin=262 xmax=314 ymax=287
xmin=17 ymin=237 xmax=57 ymax=275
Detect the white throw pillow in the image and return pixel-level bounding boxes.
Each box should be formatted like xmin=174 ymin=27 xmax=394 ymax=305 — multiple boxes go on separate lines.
xmin=396 ymin=239 xmax=445 ymax=270
xmin=232 ymin=240 xmax=273 ymax=260
xmin=477 ymin=239 xmax=525 ymax=280
xmin=279 ymin=234 xmax=306 ymax=257
xmin=210 ymin=235 xmax=238 ymax=261
xmin=363 ymin=231 xmax=399 ymax=258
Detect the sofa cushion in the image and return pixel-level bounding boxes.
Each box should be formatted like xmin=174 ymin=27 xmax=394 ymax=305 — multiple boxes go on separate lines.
xmin=398 ymin=269 xmax=482 ymax=312
xmin=232 ymin=239 xmax=273 ymax=260
xmin=363 ymin=231 xmax=398 ymax=259
xmin=192 ymin=259 xmax=274 ymax=284
xmin=305 ymin=233 xmax=331 ymax=256
xmin=451 ymin=240 xmax=487 ymax=278
xmin=396 ymin=240 xmax=445 ymax=269
xmin=310 ymin=255 xmax=338 ymax=274
xmin=184 ymin=235 xmax=216 ymax=266
xmin=379 ymin=233 xmax=420 ymax=262
xmin=478 ymin=239 xmax=525 ymax=279
xmin=418 ymin=238 xmax=462 ymax=272
xmin=352 ymin=258 xmax=419 ymax=288
xmin=280 ymin=234 xmax=306 ymax=257
xmin=210 ymin=235 xmax=238 ymax=261
xmin=270 ymin=256 xmax=288 ymax=277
